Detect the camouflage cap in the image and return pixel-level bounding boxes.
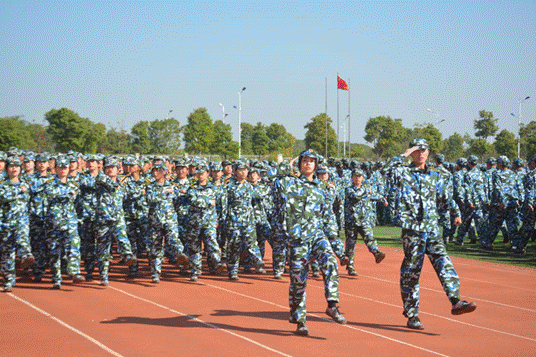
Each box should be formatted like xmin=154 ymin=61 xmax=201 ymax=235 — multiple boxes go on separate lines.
xmin=434 ymin=153 xmax=445 ymax=164
xmin=486 ymin=157 xmax=496 ymax=165
xmin=151 ymin=162 xmax=168 ymax=172
xmin=497 ymin=155 xmax=510 ymax=166
xmin=35 ymin=153 xmax=49 ymax=162
xmin=316 ymin=164 xmax=329 ymax=174
xmin=104 ymin=157 xmax=120 ymax=168
xmin=299 ymin=149 xmax=318 ymax=160
xmin=468 ymin=155 xmax=479 ymax=165
xmin=409 ymin=138 xmax=430 ymax=150
xmin=6 ymin=156 xmax=22 ymax=166
xmin=174 ymin=158 xmax=188 ymax=167
xmin=0 ymin=151 xmax=6 ymax=161
xmin=233 ymin=160 xmax=248 ymax=170
xmin=55 ymin=156 xmax=69 ymax=168
xmin=456 ymin=158 xmax=467 ymax=167
xmin=513 ymin=158 xmax=524 ymax=167
xmin=23 ymin=153 xmax=36 ymax=162
xmin=210 ymin=162 xmax=223 ymax=171
xmin=351 ymin=168 xmax=365 ymax=177
xmin=196 ymin=163 xmax=209 ymax=174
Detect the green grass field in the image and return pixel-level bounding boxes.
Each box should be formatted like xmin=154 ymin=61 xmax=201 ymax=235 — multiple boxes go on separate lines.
xmin=366 ymin=226 xmax=536 ymax=269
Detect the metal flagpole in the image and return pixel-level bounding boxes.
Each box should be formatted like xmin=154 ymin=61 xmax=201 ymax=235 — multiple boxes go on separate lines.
xmin=325 ymin=77 xmax=328 ymax=158
xmin=337 ymin=73 xmax=340 ymax=157
xmin=348 ymin=78 xmax=351 ymax=158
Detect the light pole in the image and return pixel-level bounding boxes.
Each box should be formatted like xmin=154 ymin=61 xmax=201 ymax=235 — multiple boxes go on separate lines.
xmin=166 ymin=109 xmax=173 ymax=119
xmin=238 ymin=87 xmax=246 ymax=159
xmin=218 ymin=103 xmax=228 ymax=124
xmin=426 ymin=108 xmax=445 ymax=125
xmin=515 ymin=96 xmax=530 ymax=158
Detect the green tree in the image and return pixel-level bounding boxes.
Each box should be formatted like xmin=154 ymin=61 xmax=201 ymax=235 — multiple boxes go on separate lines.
xmin=149 ymin=118 xmax=182 ymax=155
xmin=364 ymin=116 xmax=410 ymax=159
xmin=0 ymin=116 xmax=36 ymax=151
xmin=251 ymin=122 xmax=270 ymax=156
xmin=266 ymin=123 xmax=295 ymax=156
xmin=131 ymin=121 xmax=152 ymax=154
xmin=304 ymin=113 xmax=337 ymax=157
xmin=494 ymin=129 xmax=517 ymax=159
xmin=464 ymin=135 xmax=491 ymax=159
xmin=99 ymin=128 xmax=132 ymax=154
xmin=442 ymin=133 xmax=465 ymax=162
xmin=210 ymin=120 xmax=237 ymax=159
xmin=45 ymin=108 xmax=105 ymax=153
xmin=520 ymin=121 xmax=536 ymax=160
xmin=240 ymin=122 xmax=254 ymax=155
xmin=412 ymin=123 xmax=443 ymax=154
xmin=474 ymin=110 xmax=499 ymax=140
xmin=183 ymin=108 xmax=214 ymax=155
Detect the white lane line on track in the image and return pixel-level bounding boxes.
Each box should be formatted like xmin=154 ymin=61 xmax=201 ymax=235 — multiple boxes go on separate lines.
xmin=201 ymin=282 xmax=450 ymax=357
xmin=8 ymin=293 xmax=124 ymax=357
xmin=330 ymin=288 xmax=536 ymax=343
xmin=461 ymin=276 xmax=536 ymax=293
xmin=358 ymin=274 xmax=536 ymax=313
xmin=109 ymin=286 xmax=291 ymax=357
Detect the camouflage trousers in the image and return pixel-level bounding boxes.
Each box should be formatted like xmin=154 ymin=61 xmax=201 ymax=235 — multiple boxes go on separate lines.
xmin=482 ymin=205 xmax=520 ymax=247
xmin=289 ymin=236 xmax=340 ymax=324
xmin=185 ymin=222 xmax=222 ymax=276
xmin=147 ymin=221 xmax=184 ymax=279
xmin=29 ymin=217 xmax=47 ymax=276
xmin=126 ymin=218 xmax=148 ymax=273
xmin=400 ymin=229 xmax=460 ymax=318
xmin=226 ymin=223 xmax=263 ymax=276
xmin=1 ymin=232 xmax=17 ymax=288
xmin=517 ymin=208 xmax=536 ymax=250
xmin=456 ymin=206 xmax=484 ymax=243
xmin=166 ymin=215 xmax=188 ymax=261
xmin=47 ymin=223 xmax=82 ymax=284
xmin=80 ymin=219 xmax=98 ymax=275
xmin=93 ymin=219 xmax=133 ymax=281
xmin=344 ymin=224 xmax=379 ymax=270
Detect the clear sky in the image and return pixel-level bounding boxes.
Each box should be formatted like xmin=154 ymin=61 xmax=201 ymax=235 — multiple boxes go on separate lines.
xmin=1 ymin=1 xmax=535 ymax=146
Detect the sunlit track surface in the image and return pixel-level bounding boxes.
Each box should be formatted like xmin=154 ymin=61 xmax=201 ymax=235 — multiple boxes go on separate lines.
xmin=1 ymin=244 xmax=535 ymax=356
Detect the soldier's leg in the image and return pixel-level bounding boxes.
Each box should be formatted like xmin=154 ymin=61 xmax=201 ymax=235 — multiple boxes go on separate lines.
xmin=481 ymin=207 xmax=503 ymax=248
xmin=186 ymin=226 xmax=203 ymax=278
xmin=288 ymin=241 xmax=311 ymax=324
xmin=1 ymin=233 xmax=17 ymax=290
xmin=425 ymin=231 xmax=460 ymax=304
xmin=271 ymin=233 xmax=287 ymax=278
xmin=243 ymin=225 xmax=264 ymax=271
xmin=65 ymin=222 xmax=82 ymax=277
xmin=344 ymin=225 xmax=358 ymax=273
xmin=148 ymin=226 xmax=164 ymax=281
xmin=313 ymin=237 xmax=340 ymax=303
xmin=47 ymin=231 xmax=63 ymax=287
xmin=83 ymin=220 xmax=98 ymax=278
xmin=203 ymin=226 xmax=223 ymax=274
xmin=517 ymin=209 xmax=536 ymax=251
xmin=226 ymin=228 xmax=241 ymax=278
xmin=400 ymin=229 xmax=426 ymax=318
xmin=96 ymin=225 xmax=113 ymax=284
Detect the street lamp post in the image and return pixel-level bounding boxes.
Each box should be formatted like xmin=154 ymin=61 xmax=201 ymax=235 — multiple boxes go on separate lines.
xmin=218 ymin=103 xmax=228 ymax=124
xmin=426 ymin=108 xmax=445 ymax=125
xmin=166 ymin=109 xmax=172 ymax=119
xmin=516 ymin=96 xmax=530 ymax=158
xmin=238 ymin=87 xmax=246 ymax=159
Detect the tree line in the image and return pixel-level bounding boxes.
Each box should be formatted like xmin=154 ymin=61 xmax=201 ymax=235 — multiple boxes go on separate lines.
xmin=1 ymin=107 xmax=535 ymax=162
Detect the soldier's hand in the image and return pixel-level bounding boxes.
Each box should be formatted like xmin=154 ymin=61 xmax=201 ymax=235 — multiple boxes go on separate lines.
xmin=529 ymin=205 xmax=534 ymax=212
xmin=453 ymin=216 xmax=462 ymax=226
xmin=383 ymin=200 xmax=388 ymax=207
xmin=403 ymin=147 xmax=418 ymax=157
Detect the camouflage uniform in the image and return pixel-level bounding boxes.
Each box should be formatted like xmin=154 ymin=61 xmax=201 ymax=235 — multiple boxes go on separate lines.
xmin=145 ymin=163 xmax=186 ymax=281
xmin=274 ymin=152 xmax=341 ymax=326
xmin=122 ymin=160 xmax=150 ymax=276
xmin=43 ymin=164 xmax=83 ymax=286
xmin=0 ymin=159 xmax=31 ymax=291
xmin=516 ymin=158 xmax=536 ymax=253
xmin=184 ymin=165 xmax=223 ymax=279
xmin=434 ymin=155 xmax=454 ymax=244
xmin=223 ymin=165 xmax=264 ymax=278
xmin=26 ymin=164 xmax=53 ymax=279
xmin=93 ymin=162 xmax=134 ymax=284
xmin=343 ymin=169 xmax=385 ymax=274
xmin=456 ymin=156 xmax=486 ymax=244
xmin=78 ymin=163 xmax=100 ymax=277
xmin=481 ymin=156 xmax=524 ymax=249
xmin=385 ymin=139 xmax=463 ymax=321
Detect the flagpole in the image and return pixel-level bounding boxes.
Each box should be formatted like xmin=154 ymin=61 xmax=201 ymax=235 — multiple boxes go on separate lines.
xmin=325 ymin=77 xmax=328 ymax=158
xmin=348 ymin=78 xmax=351 ymax=159
xmin=337 ymin=72 xmax=340 ymax=158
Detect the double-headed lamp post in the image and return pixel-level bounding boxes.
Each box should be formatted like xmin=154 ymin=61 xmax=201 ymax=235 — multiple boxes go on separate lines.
xmin=218 ymin=103 xmax=228 ymax=124
xmin=166 ymin=109 xmax=172 ymax=119
xmin=515 ymin=96 xmax=530 ymax=158
xmin=238 ymin=87 xmax=246 ymax=159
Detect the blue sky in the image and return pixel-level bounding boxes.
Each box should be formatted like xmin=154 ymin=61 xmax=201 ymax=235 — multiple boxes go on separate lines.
xmin=1 ymin=1 xmax=535 ymax=146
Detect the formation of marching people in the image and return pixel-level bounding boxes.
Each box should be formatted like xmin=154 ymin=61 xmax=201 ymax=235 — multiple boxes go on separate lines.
xmin=3 ymin=140 xmax=534 ymax=332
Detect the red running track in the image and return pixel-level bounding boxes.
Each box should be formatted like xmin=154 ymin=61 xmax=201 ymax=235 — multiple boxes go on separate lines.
xmin=2 ymin=244 xmax=535 ymax=356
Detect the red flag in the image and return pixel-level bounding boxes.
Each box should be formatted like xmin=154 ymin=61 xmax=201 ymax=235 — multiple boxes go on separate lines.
xmin=337 ymin=76 xmax=349 ymax=91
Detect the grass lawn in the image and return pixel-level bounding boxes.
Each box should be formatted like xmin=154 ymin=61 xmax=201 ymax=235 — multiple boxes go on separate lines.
xmin=366 ymin=225 xmax=536 ymax=269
